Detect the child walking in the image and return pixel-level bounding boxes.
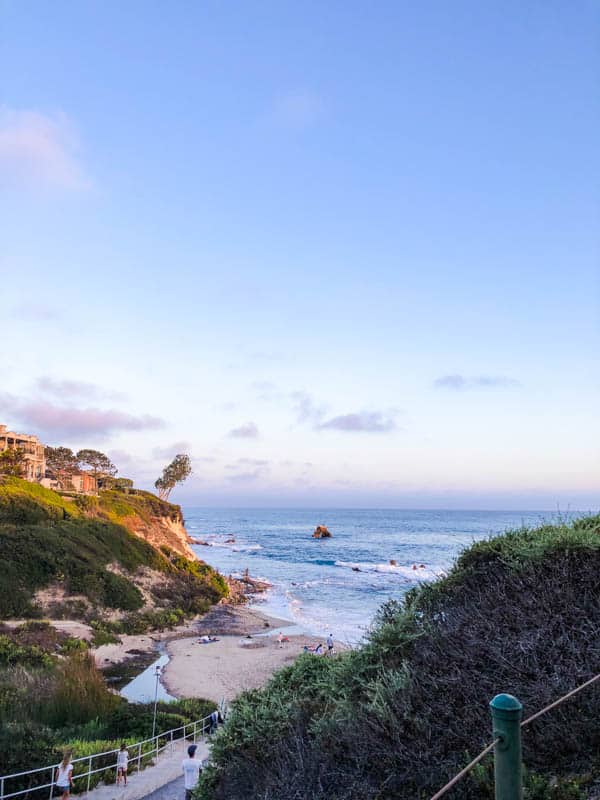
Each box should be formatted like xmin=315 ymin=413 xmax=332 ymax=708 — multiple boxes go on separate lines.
xmin=116 ymin=743 xmax=129 ymax=786
xmin=55 ymin=751 xmax=73 ymax=800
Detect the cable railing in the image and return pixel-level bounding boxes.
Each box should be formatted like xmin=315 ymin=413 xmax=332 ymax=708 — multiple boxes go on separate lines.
xmin=0 ymin=714 xmax=214 ymax=800
xmin=430 ymin=672 xmax=600 ymax=799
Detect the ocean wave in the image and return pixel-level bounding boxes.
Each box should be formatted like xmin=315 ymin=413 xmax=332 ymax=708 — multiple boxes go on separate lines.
xmin=210 ymin=541 xmax=262 ymax=552
xmin=335 ymin=561 xmax=442 ymax=580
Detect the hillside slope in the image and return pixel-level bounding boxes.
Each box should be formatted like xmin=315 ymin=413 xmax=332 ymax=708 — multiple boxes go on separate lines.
xmin=0 ymin=477 xmax=227 ymax=621
xmin=201 ymin=514 xmax=600 ymax=800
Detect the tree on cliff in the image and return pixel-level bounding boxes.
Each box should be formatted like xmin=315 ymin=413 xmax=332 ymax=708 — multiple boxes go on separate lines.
xmin=45 ymin=446 xmax=79 ymax=488
xmin=77 ymin=449 xmax=117 ymax=483
xmin=155 ymin=454 xmax=192 ymax=500
xmin=0 ymin=448 xmax=26 ymax=477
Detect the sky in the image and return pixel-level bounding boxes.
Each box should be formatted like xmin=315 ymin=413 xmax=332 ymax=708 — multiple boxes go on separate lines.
xmin=1 ymin=1 xmax=599 ymax=509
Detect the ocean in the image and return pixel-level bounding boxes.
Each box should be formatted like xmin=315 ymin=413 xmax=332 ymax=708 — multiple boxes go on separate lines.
xmin=184 ymin=508 xmax=554 ymax=645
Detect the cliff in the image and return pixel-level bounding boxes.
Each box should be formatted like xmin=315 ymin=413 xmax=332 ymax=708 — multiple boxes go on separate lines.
xmin=94 ymin=489 xmax=195 ymax=558
xmin=0 ymin=477 xmax=227 ymax=621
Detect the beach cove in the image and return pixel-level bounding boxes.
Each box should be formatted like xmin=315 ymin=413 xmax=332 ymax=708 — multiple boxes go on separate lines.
xmin=94 ymin=604 xmax=331 ymax=704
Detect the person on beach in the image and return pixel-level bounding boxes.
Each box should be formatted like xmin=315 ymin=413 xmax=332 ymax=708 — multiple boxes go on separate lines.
xmin=277 ymin=631 xmax=284 ymax=648
xmin=116 ymin=743 xmax=128 ymax=786
xmin=182 ymin=744 xmax=202 ymax=800
xmin=55 ymin=751 xmax=74 ymax=800
xmin=314 ymin=643 xmax=323 ymax=655
xmin=326 ymin=633 xmax=334 ymax=654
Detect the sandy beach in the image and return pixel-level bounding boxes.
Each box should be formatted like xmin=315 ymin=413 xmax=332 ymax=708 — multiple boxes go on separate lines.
xmin=90 ymin=602 xmax=335 ymax=702
xmin=162 ymin=605 xmax=329 ymax=702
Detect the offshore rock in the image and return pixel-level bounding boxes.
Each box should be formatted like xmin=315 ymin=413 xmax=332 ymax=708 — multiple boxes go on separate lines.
xmin=312 ymin=525 xmax=332 ymax=539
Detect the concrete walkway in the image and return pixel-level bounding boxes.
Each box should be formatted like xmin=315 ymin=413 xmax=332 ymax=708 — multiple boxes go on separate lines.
xmin=131 ymin=776 xmax=183 ymax=800
xmin=81 ymin=738 xmax=209 ymax=800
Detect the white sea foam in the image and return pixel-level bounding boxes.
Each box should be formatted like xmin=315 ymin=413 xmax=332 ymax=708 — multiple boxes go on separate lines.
xmin=206 ymin=541 xmax=262 ymax=552
xmin=335 ymin=561 xmax=442 ymax=580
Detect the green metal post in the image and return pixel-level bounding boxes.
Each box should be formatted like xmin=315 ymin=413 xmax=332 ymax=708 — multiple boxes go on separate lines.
xmin=489 ymin=693 xmax=523 ymax=800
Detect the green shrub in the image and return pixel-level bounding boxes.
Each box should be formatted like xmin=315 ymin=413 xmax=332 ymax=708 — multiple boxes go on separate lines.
xmin=65 ymin=737 xmax=156 ymax=792
xmin=0 ymin=722 xmax=60 ymax=793
xmin=39 ymin=652 xmax=121 ymax=727
xmin=90 ymin=621 xmax=122 ymax=647
xmin=525 ymin=773 xmax=587 ymax=800
xmin=60 ymin=637 xmax=89 ymax=655
xmin=73 ymin=494 xmax=99 ymax=513
xmin=0 ymin=634 xmax=54 ymax=667
xmin=103 ymin=698 xmax=216 ymax=740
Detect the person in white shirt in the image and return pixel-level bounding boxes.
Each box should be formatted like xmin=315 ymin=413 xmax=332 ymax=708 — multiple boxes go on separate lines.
xmin=326 ymin=633 xmax=334 ymax=654
xmin=55 ymin=751 xmax=73 ymax=800
xmin=116 ymin=743 xmax=129 ymax=786
xmin=181 ymin=744 xmax=202 ymax=800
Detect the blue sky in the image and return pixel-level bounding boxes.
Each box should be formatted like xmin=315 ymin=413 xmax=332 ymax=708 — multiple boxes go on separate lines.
xmin=1 ymin=1 xmax=598 ymax=509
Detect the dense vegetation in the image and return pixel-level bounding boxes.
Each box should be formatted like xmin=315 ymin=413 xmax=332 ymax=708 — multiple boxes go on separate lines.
xmin=0 ymin=476 xmax=226 ymax=789
xmin=0 ymin=477 xmax=227 ymax=620
xmin=0 ymin=621 xmax=216 ymax=793
xmin=200 ymin=515 xmax=600 ymax=800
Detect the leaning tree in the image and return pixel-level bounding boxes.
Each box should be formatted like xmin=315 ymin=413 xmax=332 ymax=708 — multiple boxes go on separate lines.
xmin=155 ymin=454 xmax=192 ymax=500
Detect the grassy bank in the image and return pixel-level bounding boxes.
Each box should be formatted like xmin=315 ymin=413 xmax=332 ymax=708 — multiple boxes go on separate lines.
xmin=0 ymin=477 xmax=227 ymax=621
xmin=200 ymin=514 xmax=600 ymax=800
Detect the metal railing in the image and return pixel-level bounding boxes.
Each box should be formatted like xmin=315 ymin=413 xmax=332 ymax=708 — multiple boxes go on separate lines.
xmin=0 ymin=715 xmax=214 ymax=800
xmin=430 ymin=672 xmax=600 ymax=799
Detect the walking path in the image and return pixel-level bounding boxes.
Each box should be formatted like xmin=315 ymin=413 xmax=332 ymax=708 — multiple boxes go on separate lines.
xmin=82 ymin=738 xmax=209 ymax=800
xmin=131 ymin=776 xmax=183 ymax=800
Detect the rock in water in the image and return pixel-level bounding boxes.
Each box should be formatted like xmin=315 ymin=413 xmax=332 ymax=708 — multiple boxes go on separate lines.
xmin=312 ymin=525 xmax=332 ymax=539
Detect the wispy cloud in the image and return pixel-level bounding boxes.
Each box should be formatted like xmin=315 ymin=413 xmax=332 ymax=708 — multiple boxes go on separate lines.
xmin=152 ymin=441 xmax=191 ymax=460
xmin=0 ymin=393 xmax=165 ymax=441
xmin=290 ymin=391 xmax=326 ymax=424
xmin=36 ymin=376 xmax=126 ymax=402
xmin=225 ymin=457 xmax=270 ymax=483
xmin=226 ymin=470 xmax=263 ymax=483
xmin=434 ymin=374 xmax=520 ymax=390
xmin=0 ymin=107 xmax=90 ymax=190
xmin=227 ymin=421 xmax=259 ymax=439
xmin=291 ymin=391 xmax=397 ymax=434
xmin=317 ymin=411 xmax=397 ymax=433
xmin=252 ymin=381 xmax=281 ymax=402
xmin=226 ymin=458 xmax=269 ymax=469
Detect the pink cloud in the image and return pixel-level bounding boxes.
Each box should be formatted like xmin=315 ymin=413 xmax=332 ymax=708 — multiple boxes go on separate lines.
xmin=0 ymin=107 xmax=89 ymax=190
xmin=0 ymin=393 xmax=164 ymax=441
xmin=36 ymin=376 xmax=126 ymax=402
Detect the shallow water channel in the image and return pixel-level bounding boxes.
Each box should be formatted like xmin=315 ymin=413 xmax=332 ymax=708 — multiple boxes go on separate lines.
xmin=120 ymin=649 xmax=176 ymax=704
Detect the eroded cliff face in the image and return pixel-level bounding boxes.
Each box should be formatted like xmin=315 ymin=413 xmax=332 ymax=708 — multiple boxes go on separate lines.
xmin=119 ymin=510 xmax=195 ymax=559
xmin=94 ymin=490 xmax=197 ymax=559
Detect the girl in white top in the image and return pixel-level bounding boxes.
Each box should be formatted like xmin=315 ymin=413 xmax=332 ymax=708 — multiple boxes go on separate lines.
xmin=55 ymin=752 xmax=73 ymax=800
xmin=116 ymin=744 xmax=129 ymax=786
